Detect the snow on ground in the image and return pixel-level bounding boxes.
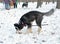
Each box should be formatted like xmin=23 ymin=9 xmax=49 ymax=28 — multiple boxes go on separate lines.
xmin=0 ymin=2 xmax=60 ymax=44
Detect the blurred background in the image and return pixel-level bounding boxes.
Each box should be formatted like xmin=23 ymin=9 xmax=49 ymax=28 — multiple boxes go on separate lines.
xmin=0 ymin=0 xmax=60 ymax=10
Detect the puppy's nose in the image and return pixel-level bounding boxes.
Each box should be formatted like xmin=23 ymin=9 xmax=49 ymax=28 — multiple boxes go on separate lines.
xmin=15 ymin=27 xmax=18 ymax=30
xmin=15 ymin=28 xmax=17 ymax=29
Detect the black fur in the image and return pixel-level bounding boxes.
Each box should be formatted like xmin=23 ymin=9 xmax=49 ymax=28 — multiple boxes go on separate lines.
xmin=14 ymin=9 xmax=54 ymax=31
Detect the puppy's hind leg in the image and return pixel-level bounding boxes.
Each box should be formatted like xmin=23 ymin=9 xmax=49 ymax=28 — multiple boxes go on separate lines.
xmin=36 ymin=16 xmax=43 ymax=34
xmin=38 ymin=27 xmax=42 ymax=34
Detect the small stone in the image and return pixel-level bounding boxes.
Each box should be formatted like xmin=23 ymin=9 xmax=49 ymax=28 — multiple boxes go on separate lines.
xmin=51 ymin=32 xmax=55 ymax=35
xmin=42 ymin=40 xmax=46 ymax=42
xmin=1 ymin=23 xmax=4 ymax=24
xmin=32 ymin=37 xmax=36 ymax=39
xmin=34 ymin=41 xmax=37 ymax=43
xmin=0 ymin=41 xmax=3 ymax=43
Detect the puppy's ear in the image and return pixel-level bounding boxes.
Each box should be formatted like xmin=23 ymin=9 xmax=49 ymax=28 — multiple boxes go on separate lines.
xmin=14 ymin=23 xmax=19 ymax=27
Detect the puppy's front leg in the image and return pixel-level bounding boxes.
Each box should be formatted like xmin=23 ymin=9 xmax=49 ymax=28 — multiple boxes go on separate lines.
xmin=27 ymin=28 xmax=32 ymax=33
xmin=26 ymin=23 xmax=32 ymax=33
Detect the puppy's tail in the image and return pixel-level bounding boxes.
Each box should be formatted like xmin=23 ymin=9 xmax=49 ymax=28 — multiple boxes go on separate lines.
xmin=42 ymin=9 xmax=55 ymax=16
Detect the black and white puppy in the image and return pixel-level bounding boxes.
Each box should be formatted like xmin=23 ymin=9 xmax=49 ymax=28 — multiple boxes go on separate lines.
xmin=22 ymin=2 xmax=28 ymax=8
xmin=14 ymin=9 xmax=54 ymax=34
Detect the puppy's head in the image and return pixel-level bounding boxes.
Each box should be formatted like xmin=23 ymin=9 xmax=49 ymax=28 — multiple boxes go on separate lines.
xmin=14 ymin=23 xmax=23 ymax=31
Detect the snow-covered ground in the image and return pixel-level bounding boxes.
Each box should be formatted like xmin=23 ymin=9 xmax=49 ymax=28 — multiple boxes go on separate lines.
xmin=0 ymin=2 xmax=60 ymax=44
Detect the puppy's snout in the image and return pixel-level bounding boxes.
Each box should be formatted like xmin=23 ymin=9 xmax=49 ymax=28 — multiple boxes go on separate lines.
xmin=16 ymin=30 xmax=22 ymax=34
